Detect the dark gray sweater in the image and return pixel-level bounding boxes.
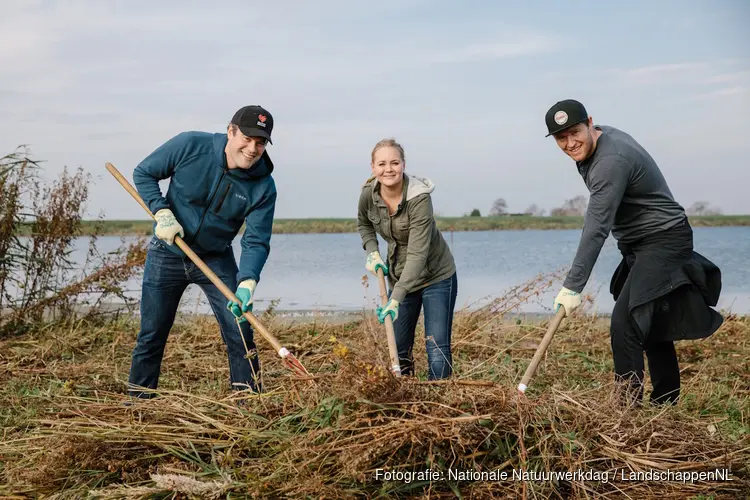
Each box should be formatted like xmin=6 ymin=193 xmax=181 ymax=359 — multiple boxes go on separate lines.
xmin=563 ymin=125 xmax=687 ymax=293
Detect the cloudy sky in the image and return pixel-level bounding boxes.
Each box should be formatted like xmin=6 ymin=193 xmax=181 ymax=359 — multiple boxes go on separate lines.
xmin=2 ymin=0 xmax=748 ymax=219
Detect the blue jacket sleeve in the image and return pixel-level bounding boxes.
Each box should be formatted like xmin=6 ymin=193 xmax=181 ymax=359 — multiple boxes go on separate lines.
xmin=133 ymin=133 xmax=193 ymax=214
xmin=237 ymin=181 xmax=277 ymax=284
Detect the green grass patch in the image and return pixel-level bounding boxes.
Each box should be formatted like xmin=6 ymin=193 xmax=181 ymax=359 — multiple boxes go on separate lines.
xmin=14 ymin=214 xmax=750 ymax=237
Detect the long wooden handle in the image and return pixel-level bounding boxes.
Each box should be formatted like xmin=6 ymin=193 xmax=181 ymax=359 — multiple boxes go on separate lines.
xmin=106 ymin=162 xmax=286 ymax=354
xmin=376 ymin=268 xmax=402 ymax=377
xmin=517 ymin=307 xmax=566 ymax=393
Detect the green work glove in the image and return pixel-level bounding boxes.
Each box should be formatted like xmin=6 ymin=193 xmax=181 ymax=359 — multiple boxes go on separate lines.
xmin=377 ymin=298 xmax=400 ymax=324
xmin=227 ymin=279 xmax=257 ymax=323
xmin=365 ymin=251 xmax=388 ymax=276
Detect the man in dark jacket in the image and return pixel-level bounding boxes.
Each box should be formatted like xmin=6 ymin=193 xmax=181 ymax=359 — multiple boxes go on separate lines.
xmin=545 ymin=99 xmax=723 ymax=405
xmin=127 ymin=105 xmax=277 ymax=398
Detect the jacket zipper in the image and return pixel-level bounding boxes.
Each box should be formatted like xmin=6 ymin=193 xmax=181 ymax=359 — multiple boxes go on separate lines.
xmin=387 ymin=206 xmax=396 ymax=275
xmin=192 ymin=168 xmax=228 ymax=244
xmin=214 ymin=184 xmax=231 ymax=213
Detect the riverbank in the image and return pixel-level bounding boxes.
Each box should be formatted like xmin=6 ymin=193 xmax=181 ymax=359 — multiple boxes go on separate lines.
xmin=15 ymin=214 xmax=750 ymax=236
xmin=1 ymin=309 xmax=748 ymax=497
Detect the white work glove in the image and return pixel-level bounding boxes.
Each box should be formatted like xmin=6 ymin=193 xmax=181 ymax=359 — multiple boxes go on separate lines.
xmin=154 ymin=208 xmax=184 ymax=245
xmin=554 ymin=287 xmax=582 ymax=316
xmin=365 ymin=251 xmax=389 ymax=276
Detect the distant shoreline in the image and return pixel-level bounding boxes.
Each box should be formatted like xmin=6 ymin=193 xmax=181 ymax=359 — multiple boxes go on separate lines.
xmin=15 ymin=214 xmax=750 ymax=236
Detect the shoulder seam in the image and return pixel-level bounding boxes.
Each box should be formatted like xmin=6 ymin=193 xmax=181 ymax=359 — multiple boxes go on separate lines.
xmin=173 ymin=133 xmax=215 ymax=166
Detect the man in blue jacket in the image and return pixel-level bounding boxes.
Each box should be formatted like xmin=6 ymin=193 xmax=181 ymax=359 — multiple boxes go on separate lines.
xmin=127 ymin=105 xmax=277 ymax=398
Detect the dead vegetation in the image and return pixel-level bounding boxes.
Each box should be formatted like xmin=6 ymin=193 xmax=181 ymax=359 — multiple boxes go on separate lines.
xmin=0 ymin=287 xmax=747 ymax=498
xmin=0 ymin=146 xmax=147 ymax=336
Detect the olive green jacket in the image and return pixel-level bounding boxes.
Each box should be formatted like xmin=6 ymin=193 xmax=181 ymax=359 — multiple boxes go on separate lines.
xmin=357 ymin=173 xmax=456 ymax=303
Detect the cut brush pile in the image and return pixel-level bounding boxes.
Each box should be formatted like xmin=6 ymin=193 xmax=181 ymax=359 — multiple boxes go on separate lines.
xmin=1 ymin=274 xmax=748 ymax=498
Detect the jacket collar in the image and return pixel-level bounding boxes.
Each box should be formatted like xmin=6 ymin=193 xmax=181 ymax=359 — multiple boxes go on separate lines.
xmin=372 ymin=174 xmax=409 ymax=211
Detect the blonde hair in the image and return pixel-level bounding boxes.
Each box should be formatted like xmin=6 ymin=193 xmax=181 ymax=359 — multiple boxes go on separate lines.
xmin=371 ymin=138 xmax=405 ymax=163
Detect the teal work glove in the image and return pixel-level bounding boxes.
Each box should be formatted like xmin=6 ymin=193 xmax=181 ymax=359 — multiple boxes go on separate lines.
xmin=376 ymin=299 xmax=400 ymax=324
xmin=227 ymin=279 xmax=257 ymax=323
xmin=365 ymin=251 xmax=389 ymax=276
xmin=553 ymin=287 xmax=581 ymax=316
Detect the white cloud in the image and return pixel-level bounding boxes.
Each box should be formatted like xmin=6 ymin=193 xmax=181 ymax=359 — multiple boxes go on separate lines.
xmin=426 ymin=35 xmax=559 ymax=64
xmin=599 ymin=59 xmax=750 ymax=111
xmin=703 ymin=70 xmax=750 ymax=85
xmin=605 ymin=62 xmax=709 ymax=86
xmin=696 ymin=86 xmax=750 ymax=100
xmin=606 ymin=60 xmax=750 ymax=87
xmin=694 ymin=68 xmax=750 ymax=101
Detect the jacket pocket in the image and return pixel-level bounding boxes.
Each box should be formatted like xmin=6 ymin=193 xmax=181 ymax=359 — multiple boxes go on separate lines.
xmin=393 ymin=215 xmax=409 ymax=233
xmin=367 ymin=209 xmax=381 ymax=225
xmin=212 ymin=183 xmax=248 ymax=222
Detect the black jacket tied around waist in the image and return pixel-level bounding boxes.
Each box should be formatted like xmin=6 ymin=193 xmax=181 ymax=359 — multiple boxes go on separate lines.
xmin=609 ymin=220 xmax=724 ymax=345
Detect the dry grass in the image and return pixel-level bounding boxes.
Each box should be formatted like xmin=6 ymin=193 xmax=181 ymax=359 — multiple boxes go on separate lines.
xmin=0 ymin=276 xmax=748 ymax=499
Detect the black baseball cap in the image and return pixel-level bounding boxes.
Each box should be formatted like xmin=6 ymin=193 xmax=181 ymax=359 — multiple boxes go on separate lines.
xmin=545 ymin=99 xmax=589 ymax=137
xmin=231 ymin=105 xmax=274 ymax=144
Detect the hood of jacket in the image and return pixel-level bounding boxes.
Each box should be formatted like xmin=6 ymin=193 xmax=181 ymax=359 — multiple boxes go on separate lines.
xmin=242 ymin=150 xmax=274 ymax=179
xmin=404 ymin=173 xmax=434 ymax=201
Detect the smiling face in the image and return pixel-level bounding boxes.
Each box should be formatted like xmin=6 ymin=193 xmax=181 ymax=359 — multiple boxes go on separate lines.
xmin=225 ymin=125 xmax=267 ymax=170
xmin=553 ymin=118 xmax=597 ymax=162
xmin=371 ymin=145 xmax=405 ymax=188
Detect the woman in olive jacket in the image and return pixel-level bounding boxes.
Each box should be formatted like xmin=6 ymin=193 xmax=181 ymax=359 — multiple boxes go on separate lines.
xmin=357 ymin=138 xmax=458 ymax=380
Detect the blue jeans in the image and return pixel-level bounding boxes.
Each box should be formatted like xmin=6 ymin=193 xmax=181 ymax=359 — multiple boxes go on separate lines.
xmin=128 ymin=238 xmax=261 ymax=398
xmin=391 ymin=272 xmax=457 ymax=380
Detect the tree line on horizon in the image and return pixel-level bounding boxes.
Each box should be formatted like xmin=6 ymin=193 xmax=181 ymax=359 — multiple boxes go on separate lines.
xmin=461 ymin=197 xmax=724 ymax=218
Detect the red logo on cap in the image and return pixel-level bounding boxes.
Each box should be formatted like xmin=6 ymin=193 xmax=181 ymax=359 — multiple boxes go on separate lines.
xmin=258 ymin=114 xmax=267 ymax=123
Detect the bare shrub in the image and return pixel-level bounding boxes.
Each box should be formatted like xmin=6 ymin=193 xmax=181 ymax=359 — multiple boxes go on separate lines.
xmin=0 ymin=146 xmax=147 ymax=336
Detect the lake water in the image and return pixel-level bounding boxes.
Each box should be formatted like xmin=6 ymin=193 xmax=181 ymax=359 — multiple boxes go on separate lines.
xmin=45 ymin=226 xmax=750 ymax=316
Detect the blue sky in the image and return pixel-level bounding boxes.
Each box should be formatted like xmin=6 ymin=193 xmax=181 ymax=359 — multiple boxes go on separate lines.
xmin=1 ymin=0 xmax=748 ymax=218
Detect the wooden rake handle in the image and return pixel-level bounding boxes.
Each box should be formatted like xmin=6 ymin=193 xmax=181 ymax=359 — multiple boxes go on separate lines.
xmin=105 ymin=162 xmax=308 ymax=375
xmin=517 ymin=307 xmax=566 ymax=394
xmin=376 ymin=268 xmax=402 ymax=377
